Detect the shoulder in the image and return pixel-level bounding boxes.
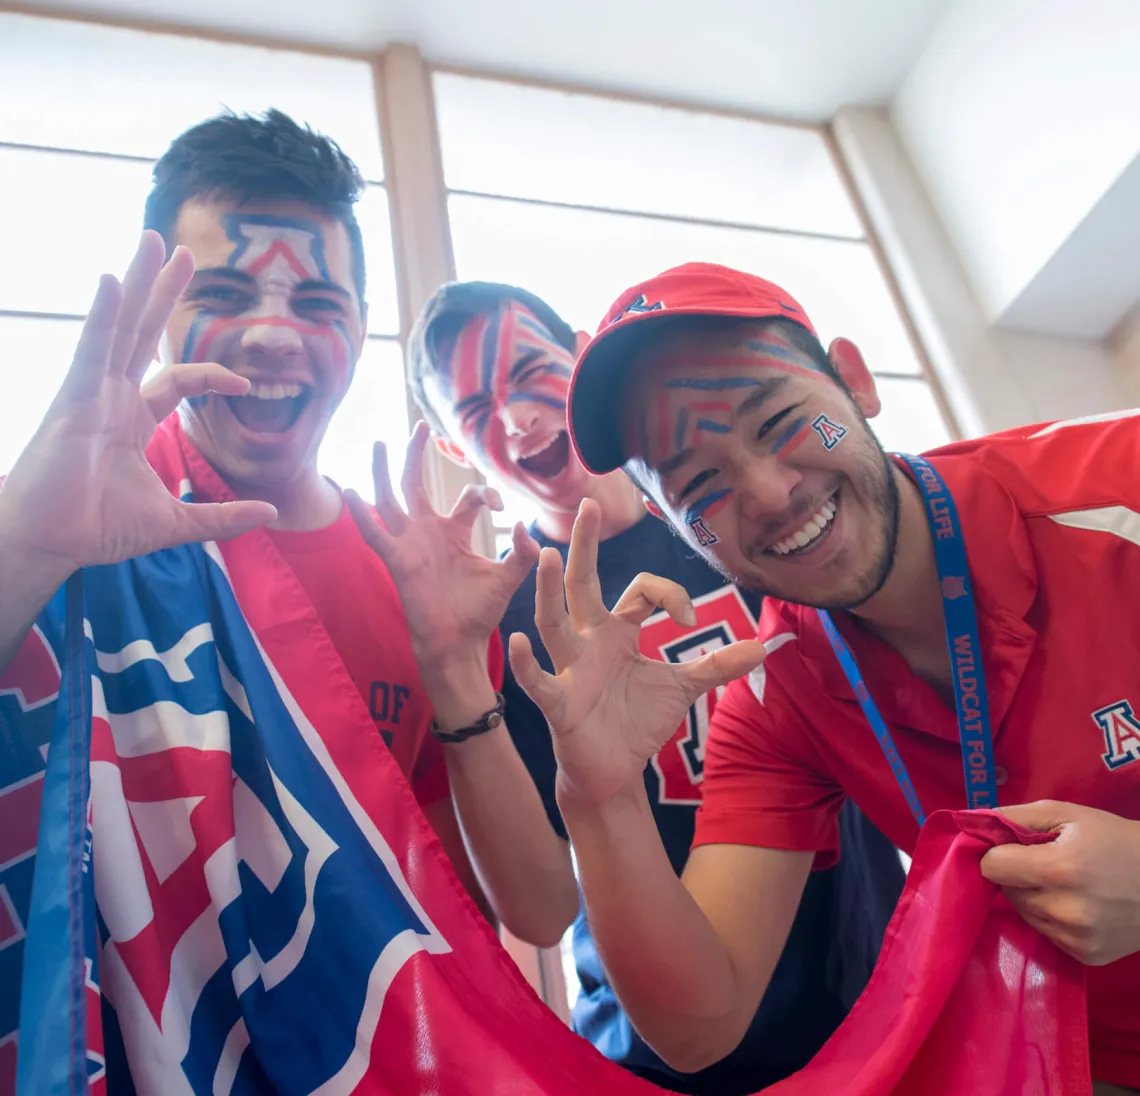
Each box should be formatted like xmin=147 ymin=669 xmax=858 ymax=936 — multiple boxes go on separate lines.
xmin=923 ymin=409 xmax=1140 ymax=515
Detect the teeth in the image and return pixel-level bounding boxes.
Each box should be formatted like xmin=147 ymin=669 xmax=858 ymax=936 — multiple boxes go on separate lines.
xmin=247 ymin=381 xmax=303 ymax=400
xmin=520 ymin=433 xmax=560 ymax=460
xmin=770 ymin=499 xmax=837 ymax=556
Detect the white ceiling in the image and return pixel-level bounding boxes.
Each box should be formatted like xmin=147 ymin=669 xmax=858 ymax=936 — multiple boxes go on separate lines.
xmin=20 ymin=0 xmax=953 ymax=121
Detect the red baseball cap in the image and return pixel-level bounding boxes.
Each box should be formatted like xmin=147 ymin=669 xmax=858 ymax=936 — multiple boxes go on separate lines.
xmin=568 ymin=262 xmax=817 ymax=474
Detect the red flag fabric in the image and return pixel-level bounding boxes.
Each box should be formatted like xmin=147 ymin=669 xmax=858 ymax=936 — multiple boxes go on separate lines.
xmin=360 ymin=808 xmax=1092 ymax=1095
xmin=764 ymin=810 xmax=1091 ymax=1096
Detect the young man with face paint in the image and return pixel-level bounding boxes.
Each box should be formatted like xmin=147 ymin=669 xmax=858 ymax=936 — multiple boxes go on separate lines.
xmin=406 ymin=281 xmax=905 ymax=1095
xmin=0 ymin=112 xmax=554 ymax=1077
xmin=508 ymin=262 xmax=1140 ymax=1095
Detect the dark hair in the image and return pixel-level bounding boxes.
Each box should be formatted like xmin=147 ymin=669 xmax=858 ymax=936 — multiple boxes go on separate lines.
xmin=408 ymin=281 xmax=576 ymax=437
xmin=143 ymin=109 xmax=366 ymax=299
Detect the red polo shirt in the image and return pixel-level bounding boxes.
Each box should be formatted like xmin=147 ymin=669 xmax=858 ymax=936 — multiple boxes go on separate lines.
xmin=695 ymin=409 xmax=1140 ymax=1087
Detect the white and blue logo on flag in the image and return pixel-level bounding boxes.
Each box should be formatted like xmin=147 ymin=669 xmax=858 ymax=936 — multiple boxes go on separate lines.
xmin=14 ymin=539 xmax=449 ymax=1096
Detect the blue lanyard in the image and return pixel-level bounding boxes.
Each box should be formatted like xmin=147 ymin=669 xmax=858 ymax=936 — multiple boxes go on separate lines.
xmin=816 ymin=454 xmax=998 ymax=826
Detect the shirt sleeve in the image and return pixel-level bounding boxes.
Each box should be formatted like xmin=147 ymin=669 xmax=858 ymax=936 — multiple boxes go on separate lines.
xmin=694 ymin=675 xmax=846 ymax=868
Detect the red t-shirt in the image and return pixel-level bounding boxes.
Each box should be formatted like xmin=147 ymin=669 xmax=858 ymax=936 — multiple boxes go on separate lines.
xmin=269 ymin=502 xmax=504 ymax=807
xmin=695 ymin=409 xmax=1140 ymax=1086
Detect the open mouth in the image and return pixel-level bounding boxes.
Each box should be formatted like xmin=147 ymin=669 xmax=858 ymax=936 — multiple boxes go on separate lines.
xmin=226 ymin=381 xmax=311 ymax=434
xmin=764 ymin=493 xmax=838 ymax=557
xmin=517 ymin=430 xmax=571 ymax=480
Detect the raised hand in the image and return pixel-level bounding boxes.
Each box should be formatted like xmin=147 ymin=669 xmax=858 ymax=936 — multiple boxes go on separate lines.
xmin=0 ymin=231 xmax=277 ymax=579
xmin=346 ymin=421 xmax=539 ymax=673
xmin=508 ymin=499 xmax=766 ymax=808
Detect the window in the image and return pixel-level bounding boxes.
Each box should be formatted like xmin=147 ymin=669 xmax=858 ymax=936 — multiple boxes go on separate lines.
xmin=0 ymin=13 xmax=406 ymax=494
xmin=435 ymin=72 xmax=953 ymax=547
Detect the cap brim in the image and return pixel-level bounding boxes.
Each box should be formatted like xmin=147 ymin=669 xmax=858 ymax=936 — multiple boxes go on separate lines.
xmin=568 ymin=314 xmax=669 ymax=475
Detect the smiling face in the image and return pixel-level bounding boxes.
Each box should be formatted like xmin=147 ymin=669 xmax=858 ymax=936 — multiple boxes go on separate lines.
xmin=424 ymin=303 xmax=595 ymax=510
xmin=163 ymin=197 xmax=365 ymax=494
xmin=626 ymin=320 xmax=900 ymax=609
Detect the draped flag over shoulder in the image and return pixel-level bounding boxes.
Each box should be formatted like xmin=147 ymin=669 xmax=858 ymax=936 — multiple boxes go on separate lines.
xmin=3 ymin=419 xmax=1093 ymax=1096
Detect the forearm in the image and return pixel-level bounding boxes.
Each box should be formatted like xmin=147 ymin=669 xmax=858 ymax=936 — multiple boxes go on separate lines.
xmin=0 ymin=507 xmax=71 ymax=676
xmin=424 ymin=655 xmax=579 ymax=947
xmin=558 ymin=787 xmax=752 ymax=1072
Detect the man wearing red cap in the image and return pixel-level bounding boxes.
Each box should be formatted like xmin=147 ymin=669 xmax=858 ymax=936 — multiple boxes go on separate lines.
xmin=405 ymin=279 xmax=905 ymax=1094
xmin=508 ymin=262 xmax=1140 ymax=1094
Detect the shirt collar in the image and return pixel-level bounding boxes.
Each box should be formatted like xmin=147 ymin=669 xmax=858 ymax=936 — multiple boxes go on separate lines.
xmin=797 ymin=451 xmax=1038 ymax=739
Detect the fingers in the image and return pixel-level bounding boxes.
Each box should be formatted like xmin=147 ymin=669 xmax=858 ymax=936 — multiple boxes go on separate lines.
xmin=980 ymin=840 xmax=1064 ymax=890
xmin=173 ymin=497 xmax=277 ymax=546
xmin=370 ymin=441 xmax=408 ymax=536
xmin=449 ymin=483 xmax=503 ymax=532
xmin=400 ymin=422 xmax=434 ymax=519
xmin=680 ymin=639 xmax=767 ymax=703
xmin=498 ymin=522 xmax=540 ymax=591
xmin=345 ymin=489 xmax=395 ymax=564
xmin=141 ymin=361 xmax=250 ymax=423
xmin=994 ymin=800 xmax=1069 ymax=834
xmin=533 ymin=547 xmax=580 ymax=669
xmin=508 ymin=631 xmax=564 ymax=723
xmin=612 ymin=572 xmax=697 ymax=629
xmin=564 ymin=499 xmax=608 ymax=628
xmin=61 ymin=275 xmax=123 ymax=400
xmin=126 ymin=245 xmax=196 ymax=383
xmin=108 ymin=232 xmax=167 ymax=377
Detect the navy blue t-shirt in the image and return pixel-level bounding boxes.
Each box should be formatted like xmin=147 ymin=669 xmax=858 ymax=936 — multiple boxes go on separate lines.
xmin=499 ymin=514 xmax=905 ymax=1095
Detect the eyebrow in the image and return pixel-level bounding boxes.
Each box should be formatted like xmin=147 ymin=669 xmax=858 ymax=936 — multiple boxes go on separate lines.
xmin=189 ymin=268 xmax=351 ymax=300
xmin=190 ymin=267 xmax=253 ymax=285
xmin=652 ymin=375 xmax=790 ymax=478
xmin=735 ymin=376 xmax=789 ymax=416
xmin=508 ymin=349 xmax=545 ymax=379
xmin=296 ymin=278 xmax=352 ymax=300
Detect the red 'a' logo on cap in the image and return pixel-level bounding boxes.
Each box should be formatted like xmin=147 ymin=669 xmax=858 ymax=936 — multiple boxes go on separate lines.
xmin=609 ymin=294 xmax=664 ymax=326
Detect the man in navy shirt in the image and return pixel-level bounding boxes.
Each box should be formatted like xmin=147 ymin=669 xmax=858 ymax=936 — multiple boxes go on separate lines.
xmin=407 ymin=280 xmax=905 ymax=1094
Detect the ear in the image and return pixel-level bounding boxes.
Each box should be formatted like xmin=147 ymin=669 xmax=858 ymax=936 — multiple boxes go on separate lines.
xmin=433 ymin=434 xmax=472 ymax=468
xmin=642 ymin=495 xmax=665 ymax=520
xmin=828 ymin=338 xmax=881 ymax=419
xmin=574 ymin=330 xmax=591 ymax=358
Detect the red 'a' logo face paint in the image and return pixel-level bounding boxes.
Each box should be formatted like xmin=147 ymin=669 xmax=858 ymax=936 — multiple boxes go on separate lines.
xmin=171 ymin=204 xmax=364 ymax=493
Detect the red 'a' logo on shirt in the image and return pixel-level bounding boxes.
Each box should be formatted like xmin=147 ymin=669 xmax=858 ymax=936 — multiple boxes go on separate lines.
xmin=1091 ymin=701 xmax=1140 ymax=771
xmin=639 ymin=587 xmax=757 ymax=805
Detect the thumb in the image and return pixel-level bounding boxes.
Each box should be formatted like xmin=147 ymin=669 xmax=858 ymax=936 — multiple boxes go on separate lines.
xmin=681 ymin=639 xmax=766 ymax=702
xmin=173 ymin=499 xmax=277 ymax=545
xmin=980 ymin=840 xmax=1061 ymax=890
xmin=508 ymin=631 xmax=563 ymax=721
xmin=994 ymin=800 xmax=1069 ymax=834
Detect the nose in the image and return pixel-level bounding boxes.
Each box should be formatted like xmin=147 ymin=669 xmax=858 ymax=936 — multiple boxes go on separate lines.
xmin=736 ymin=456 xmax=802 ymax=521
xmin=501 ymin=398 xmax=542 ymax=437
xmin=240 ymin=317 xmax=305 ymax=358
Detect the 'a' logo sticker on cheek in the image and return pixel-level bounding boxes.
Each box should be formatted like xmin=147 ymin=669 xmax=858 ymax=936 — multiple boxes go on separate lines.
xmin=689 ymin=517 xmax=720 ymax=546
xmin=811 ymin=414 xmax=849 ymax=451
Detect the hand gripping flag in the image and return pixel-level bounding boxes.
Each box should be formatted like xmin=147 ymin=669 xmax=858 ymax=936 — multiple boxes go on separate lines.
xmin=6 ymin=421 xmax=1093 ymax=1095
